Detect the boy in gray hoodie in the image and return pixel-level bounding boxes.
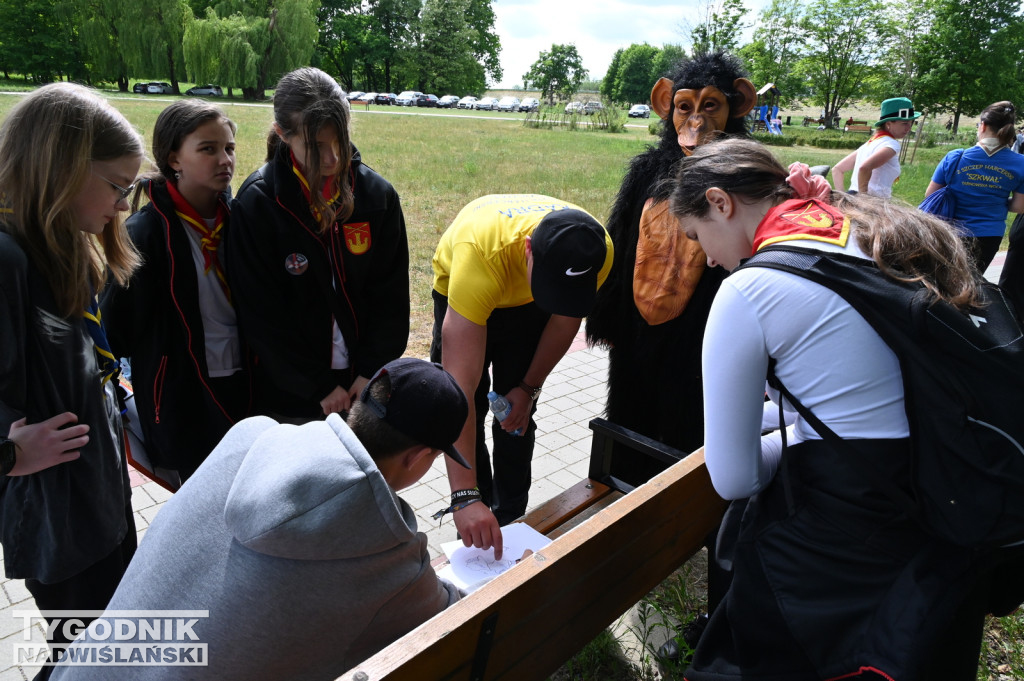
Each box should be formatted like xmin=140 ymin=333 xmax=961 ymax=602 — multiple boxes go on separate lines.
xmin=50 ymin=358 xmax=470 ymax=680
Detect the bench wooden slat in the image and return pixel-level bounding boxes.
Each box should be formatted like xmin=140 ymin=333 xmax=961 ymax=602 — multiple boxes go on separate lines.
xmin=518 ymin=477 xmax=613 ymax=535
xmin=340 ymin=448 xmax=726 ymax=681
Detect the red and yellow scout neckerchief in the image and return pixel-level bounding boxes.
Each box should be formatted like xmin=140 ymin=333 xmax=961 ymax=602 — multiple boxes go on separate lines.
xmin=166 ymin=180 xmax=230 ymax=301
xmin=290 ymin=150 xmax=341 ymax=223
xmin=752 ymin=198 xmax=850 ymax=253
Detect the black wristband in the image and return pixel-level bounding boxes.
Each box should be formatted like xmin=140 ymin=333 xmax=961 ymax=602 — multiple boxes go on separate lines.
xmin=451 ymin=488 xmax=481 ymax=503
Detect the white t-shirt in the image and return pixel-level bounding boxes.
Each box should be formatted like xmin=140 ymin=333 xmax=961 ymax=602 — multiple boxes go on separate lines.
xmin=849 ymin=135 xmax=902 ymax=198
xmin=183 ymin=217 xmax=242 ymax=377
xmin=701 ymin=236 xmax=909 ymax=500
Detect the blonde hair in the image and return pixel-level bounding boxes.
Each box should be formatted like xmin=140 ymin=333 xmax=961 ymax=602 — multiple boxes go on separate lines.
xmin=0 ymin=83 xmax=143 ymax=316
xmin=669 ymin=137 xmax=983 ymax=311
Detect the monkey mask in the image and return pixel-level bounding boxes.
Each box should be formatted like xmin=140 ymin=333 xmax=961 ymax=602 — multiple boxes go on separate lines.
xmin=651 ymin=77 xmax=756 ymax=156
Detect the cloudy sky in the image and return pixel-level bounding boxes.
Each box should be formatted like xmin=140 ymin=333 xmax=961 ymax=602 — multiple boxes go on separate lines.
xmin=490 ymin=0 xmax=769 ymax=88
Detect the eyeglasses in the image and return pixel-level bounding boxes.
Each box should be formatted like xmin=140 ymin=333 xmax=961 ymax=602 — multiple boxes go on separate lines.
xmin=94 ymin=172 xmax=137 ymax=203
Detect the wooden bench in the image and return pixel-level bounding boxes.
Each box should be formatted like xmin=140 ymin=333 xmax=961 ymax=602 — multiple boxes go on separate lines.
xmin=844 ymin=120 xmax=871 ymax=134
xmin=338 ymin=419 xmax=727 ymax=681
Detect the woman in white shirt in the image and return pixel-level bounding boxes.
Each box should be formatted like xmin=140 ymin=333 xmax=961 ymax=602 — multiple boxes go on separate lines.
xmin=670 ymin=137 xmax=1012 ymax=681
xmin=831 ymin=97 xmax=921 ymax=198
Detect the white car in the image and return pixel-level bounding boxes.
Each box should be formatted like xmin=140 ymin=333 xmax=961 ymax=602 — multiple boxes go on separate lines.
xmin=497 ymin=96 xmax=520 ymax=112
xmin=475 ymin=97 xmax=500 ymax=111
xmin=457 ymin=96 xmax=478 ymax=109
xmin=628 ymin=104 xmax=651 ymax=118
xmin=564 ymin=101 xmax=583 ymax=114
xmin=395 ymin=91 xmax=422 ymax=106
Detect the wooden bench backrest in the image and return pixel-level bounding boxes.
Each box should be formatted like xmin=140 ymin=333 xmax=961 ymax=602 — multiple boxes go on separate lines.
xmin=339 ymin=448 xmax=725 ymax=681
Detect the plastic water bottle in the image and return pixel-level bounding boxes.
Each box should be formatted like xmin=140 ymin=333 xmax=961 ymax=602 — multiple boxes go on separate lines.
xmin=487 ymin=391 xmax=522 ymax=436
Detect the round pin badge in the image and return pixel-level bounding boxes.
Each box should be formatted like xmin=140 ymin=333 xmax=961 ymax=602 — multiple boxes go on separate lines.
xmin=284 ymin=253 xmax=309 ymax=275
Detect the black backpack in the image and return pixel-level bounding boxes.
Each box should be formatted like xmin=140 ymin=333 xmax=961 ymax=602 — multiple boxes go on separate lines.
xmin=739 ymin=245 xmax=1024 ymax=549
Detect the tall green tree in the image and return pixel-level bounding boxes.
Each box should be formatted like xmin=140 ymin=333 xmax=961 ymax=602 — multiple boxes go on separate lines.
xmin=796 ymin=0 xmax=889 ymax=128
xmin=523 ymin=44 xmax=587 ymax=106
xmin=652 ymin=43 xmax=687 ymax=79
xmin=600 ymin=48 xmax=623 ymax=101
xmin=418 ymin=0 xmax=484 ymax=95
xmin=0 ymin=0 xmax=82 ymax=82
xmin=612 ymin=43 xmax=659 ymax=105
xmin=183 ymin=0 xmax=319 ymax=100
xmin=464 ymin=0 xmax=501 ymax=85
xmin=738 ymin=0 xmax=805 ymax=104
xmin=119 ymin=0 xmax=189 ymax=93
xmin=315 ymin=0 xmax=370 ymax=91
xmin=914 ymin=0 xmax=1024 ymax=131
xmin=686 ymin=0 xmax=750 ymax=56
xmin=75 ymin=0 xmax=130 ymax=90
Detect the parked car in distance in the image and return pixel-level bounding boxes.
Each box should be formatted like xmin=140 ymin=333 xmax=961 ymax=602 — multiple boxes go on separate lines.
xmin=375 ymin=92 xmax=397 ymax=105
xmin=346 ymin=91 xmax=365 ymax=102
xmin=437 ymin=95 xmax=460 ymax=108
xmin=186 ymin=84 xmax=223 ymax=96
xmin=583 ymin=101 xmax=604 ymax=115
xmin=497 ymin=96 xmax=520 ymax=112
xmin=564 ymin=101 xmax=583 ymax=114
xmin=132 ymin=82 xmax=149 ymax=94
xmin=519 ymin=97 xmax=540 ymax=112
xmin=628 ymin=104 xmax=651 ymax=118
xmin=415 ymin=93 xmax=439 ymax=107
xmin=146 ymin=82 xmax=174 ymax=94
xmin=457 ymin=96 xmax=478 ymax=109
xmin=396 ymin=91 xmax=422 ymax=106
xmin=357 ymin=92 xmax=377 ymax=103
xmin=475 ymin=97 xmax=500 ymax=111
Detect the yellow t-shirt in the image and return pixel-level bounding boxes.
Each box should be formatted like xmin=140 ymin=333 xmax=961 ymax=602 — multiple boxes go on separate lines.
xmin=432 ymin=194 xmax=614 ymax=325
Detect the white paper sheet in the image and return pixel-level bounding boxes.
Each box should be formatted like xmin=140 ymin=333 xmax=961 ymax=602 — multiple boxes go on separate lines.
xmin=438 ymin=523 xmax=552 ymax=592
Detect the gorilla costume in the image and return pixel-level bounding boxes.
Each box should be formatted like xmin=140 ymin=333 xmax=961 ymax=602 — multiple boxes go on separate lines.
xmin=586 ymin=52 xmax=756 ymax=486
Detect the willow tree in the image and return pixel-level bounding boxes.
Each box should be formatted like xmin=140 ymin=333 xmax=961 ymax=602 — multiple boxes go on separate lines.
xmin=183 ymin=0 xmax=318 ymax=99
xmin=75 ymin=0 xmax=130 ymax=91
xmin=118 ymin=0 xmax=189 ymax=93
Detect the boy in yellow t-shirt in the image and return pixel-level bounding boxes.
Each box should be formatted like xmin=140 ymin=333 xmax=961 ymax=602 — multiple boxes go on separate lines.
xmin=430 ymin=194 xmax=613 ymax=558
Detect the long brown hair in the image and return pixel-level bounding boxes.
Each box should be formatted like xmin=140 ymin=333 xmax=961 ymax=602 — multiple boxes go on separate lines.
xmin=130 ymin=99 xmax=237 ymax=211
xmin=0 ymin=83 xmax=143 ymax=316
xmin=668 ymin=137 xmax=983 ymax=311
xmin=267 ymin=67 xmax=354 ymax=233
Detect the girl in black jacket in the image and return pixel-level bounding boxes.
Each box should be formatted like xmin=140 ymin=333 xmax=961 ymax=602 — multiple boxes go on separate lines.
xmin=226 ymin=67 xmax=410 ymax=422
xmin=0 ymin=83 xmax=143 ymax=672
xmin=101 ymin=100 xmax=250 ymax=483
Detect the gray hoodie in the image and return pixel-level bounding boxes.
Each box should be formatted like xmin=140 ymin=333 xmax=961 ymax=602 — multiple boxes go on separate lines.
xmin=52 ymin=415 xmax=459 ymax=680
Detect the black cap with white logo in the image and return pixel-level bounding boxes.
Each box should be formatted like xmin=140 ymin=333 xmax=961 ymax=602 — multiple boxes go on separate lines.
xmin=529 ymin=208 xmax=607 ymax=318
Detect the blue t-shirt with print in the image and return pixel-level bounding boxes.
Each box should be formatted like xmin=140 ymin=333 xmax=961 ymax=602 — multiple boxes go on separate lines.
xmin=933 ymin=146 xmax=1024 ymax=237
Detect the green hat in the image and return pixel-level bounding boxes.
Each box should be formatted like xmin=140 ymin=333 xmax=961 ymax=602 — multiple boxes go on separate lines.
xmin=874 ymin=97 xmax=922 ymax=127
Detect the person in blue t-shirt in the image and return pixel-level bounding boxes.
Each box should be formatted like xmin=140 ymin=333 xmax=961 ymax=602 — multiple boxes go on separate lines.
xmin=925 ymin=101 xmax=1024 ymax=273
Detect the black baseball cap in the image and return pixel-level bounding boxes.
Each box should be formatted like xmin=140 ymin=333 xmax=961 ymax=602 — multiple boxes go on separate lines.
xmin=530 ymin=209 xmax=607 ymax=318
xmin=361 ymin=358 xmax=471 ymax=469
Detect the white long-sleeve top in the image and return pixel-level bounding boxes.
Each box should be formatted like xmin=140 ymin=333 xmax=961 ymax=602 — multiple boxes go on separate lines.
xmin=701 ymin=236 xmax=909 ymax=500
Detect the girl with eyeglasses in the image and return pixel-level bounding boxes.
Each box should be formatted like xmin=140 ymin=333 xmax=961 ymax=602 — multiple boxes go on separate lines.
xmin=226 ymin=67 xmax=410 ymax=423
xmin=0 ymin=83 xmax=143 ymax=673
xmin=100 ymin=100 xmax=251 ymax=485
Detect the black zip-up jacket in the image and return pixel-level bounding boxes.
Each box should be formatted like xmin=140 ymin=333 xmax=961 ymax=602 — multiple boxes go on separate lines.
xmin=226 ymin=144 xmax=410 ymax=419
xmin=1 ymin=232 xmax=131 ymax=582
xmin=101 ymin=180 xmax=249 ymax=473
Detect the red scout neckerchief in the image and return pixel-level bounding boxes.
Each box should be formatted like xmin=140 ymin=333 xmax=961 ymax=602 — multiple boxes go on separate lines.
xmin=868 ymin=128 xmax=895 ymax=143
xmin=167 ymin=180 xmax=231 ymax=301
xmin=752 ymin=198 xmax=850 ymax=253
xmin=290 ymin=150 xmax=342 ymax=224
xmin=290 ymin=151 xmax=370 ymax=256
